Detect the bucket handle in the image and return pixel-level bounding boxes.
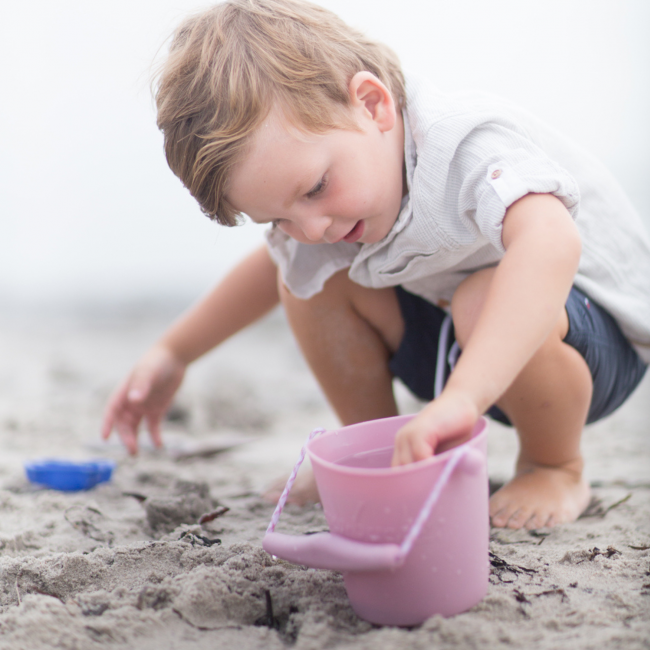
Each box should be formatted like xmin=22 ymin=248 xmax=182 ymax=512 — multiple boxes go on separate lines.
xmin=263 ymin=427 xmax=482 ymax=572
xmin=265 ymin=427 xmax=326 ymax=537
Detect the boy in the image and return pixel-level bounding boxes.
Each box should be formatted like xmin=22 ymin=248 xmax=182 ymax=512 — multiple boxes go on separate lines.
xmin=102 ymin=0 xmax=650 ymax=530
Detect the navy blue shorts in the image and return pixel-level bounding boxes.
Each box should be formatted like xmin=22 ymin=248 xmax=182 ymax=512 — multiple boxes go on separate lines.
xmin=389 ymin=286 xmax=647 ymax=426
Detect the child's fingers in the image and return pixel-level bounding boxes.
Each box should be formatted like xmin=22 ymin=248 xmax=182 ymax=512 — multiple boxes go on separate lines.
xmin=412 ymin=440 xmax=435 ymax=462
xmin=147 ymin=415 xmax=164 ymax=449
xmin=390 ymin=446 xmax=406 ymax=466
xmin=101 ymin=407 xmax=115 ymax=441
xmin=391 ymin=445 xmax=415 ymax=466
xmin=116 ymin=410 xmax=143 ymax=455
xmin=101 ymin=373 xmax=145 ymax=439
xmin=117 ymin=423 xmax=139 ymax=455
xmin=101 ymin=382 xmax=129 ymax=440
xmin=391 ymin=427 xmax=435 ymax=466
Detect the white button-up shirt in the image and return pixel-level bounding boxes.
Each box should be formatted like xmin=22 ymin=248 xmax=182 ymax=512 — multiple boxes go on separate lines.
xmin=266 ymin=74 xmax=650 ymax=362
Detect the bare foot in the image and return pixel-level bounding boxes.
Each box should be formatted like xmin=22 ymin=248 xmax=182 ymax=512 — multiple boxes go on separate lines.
xmin=262 ymin=468 xmax=321 ymax=506
xmin=489 ymin=459 xmax=591 ymax=529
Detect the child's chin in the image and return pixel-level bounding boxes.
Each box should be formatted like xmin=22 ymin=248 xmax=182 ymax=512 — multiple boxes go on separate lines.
xmin=360 ymin=231 xmax=386 ymax=245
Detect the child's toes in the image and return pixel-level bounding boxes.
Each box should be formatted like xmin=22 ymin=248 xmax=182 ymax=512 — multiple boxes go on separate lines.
xmin=504 ymin=507 xmax=534 ymax=529
xmin=524 ymin=510 xmax=551 ymax=530
xmin=546 ymin=506 xmax=574 ymax=528
xmin=489 ymin=501 xmax=519 ymax=528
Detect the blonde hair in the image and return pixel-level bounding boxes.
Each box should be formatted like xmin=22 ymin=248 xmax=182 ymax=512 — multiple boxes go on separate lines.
xmin=155 ymin=0 xmax=406 ymax=226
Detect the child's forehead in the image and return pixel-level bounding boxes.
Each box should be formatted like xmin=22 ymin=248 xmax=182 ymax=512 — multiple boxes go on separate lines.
xmin=241 ymin=106 xmax=330 ymax=170
xmin=257 ymin=105 xmax=327 ymax=145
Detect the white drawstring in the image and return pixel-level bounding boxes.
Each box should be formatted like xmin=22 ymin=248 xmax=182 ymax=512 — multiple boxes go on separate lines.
xmin=448 ymin=341 xmax=460 ymax=372
xmin=434 ymin=314 xmax=453 ymax=398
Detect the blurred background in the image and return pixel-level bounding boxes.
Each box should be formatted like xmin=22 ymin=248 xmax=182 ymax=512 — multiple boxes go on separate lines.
xmin=1 ymin=0 xmax=648 ymax=309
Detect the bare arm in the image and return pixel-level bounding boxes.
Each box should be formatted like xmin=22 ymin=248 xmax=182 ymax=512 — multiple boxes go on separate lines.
xmin=393 ymin=193 xmax=582 ymax=463
xmin=446 ymin=193 xmax=580 ymax=412
xmin=102 ymin=244 xmax=279 ymax=453
xmin=160 ymin=244 xmax=280 ymax=364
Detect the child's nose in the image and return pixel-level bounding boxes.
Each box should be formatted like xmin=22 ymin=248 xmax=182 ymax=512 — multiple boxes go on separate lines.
xmin=301 ymin=215 xmax=332 ymax=242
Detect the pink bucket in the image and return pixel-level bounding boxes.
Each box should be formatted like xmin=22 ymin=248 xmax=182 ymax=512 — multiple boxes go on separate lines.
xmin=263 ymin=414 xmax=489 ymax=626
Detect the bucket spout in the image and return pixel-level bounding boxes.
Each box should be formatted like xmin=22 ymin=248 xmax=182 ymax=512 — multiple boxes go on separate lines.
xmin=263 ymin=532 xmax=404 ymax=572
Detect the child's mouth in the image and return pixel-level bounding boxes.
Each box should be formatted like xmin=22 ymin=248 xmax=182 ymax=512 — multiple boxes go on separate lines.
xmin=343 ymin=221 xmax=365 ymax=243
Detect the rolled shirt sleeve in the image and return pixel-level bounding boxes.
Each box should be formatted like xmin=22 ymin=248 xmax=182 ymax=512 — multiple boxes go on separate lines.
xmin=418 ymin=118 xmax=581 ymax=254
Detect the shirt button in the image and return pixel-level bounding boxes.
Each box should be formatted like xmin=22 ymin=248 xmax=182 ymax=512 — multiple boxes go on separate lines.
xmin=491 ymin=169 xmax=502 ymax=179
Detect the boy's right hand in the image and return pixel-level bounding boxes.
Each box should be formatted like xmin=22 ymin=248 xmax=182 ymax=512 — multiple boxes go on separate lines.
xmin=101 ymin=345 xmax=186 ymax=455
xmin=391 ymin=388 xmax=479 ymax=466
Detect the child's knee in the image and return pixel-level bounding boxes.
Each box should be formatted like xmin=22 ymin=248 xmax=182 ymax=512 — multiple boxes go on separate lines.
xmin=279 ymin=267 xmax=351 ymax=310
xmin=280 ymin=269 xmax=403 ymax=353
xmin=451 ymin=267 xmax=571 ymax=353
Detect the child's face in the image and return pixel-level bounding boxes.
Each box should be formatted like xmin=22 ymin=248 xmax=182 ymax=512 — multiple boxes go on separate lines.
xmin=227 ymin=88 xmax=405 ymax=246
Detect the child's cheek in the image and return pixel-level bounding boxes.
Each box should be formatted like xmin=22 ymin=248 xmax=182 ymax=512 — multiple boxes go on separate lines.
xmin=279 ymin=222 xmax=311 ymax=245
xmin=278 ymin=222 xmax=296 ymax=239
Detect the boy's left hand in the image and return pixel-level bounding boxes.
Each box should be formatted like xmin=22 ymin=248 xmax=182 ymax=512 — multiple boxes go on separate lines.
xmin=391 ymin=389 xmax=479 ymax=465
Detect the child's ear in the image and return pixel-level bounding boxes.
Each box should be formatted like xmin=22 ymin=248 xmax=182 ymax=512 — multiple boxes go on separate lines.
xmin=348 ymin=72 xmax=396 ymax=132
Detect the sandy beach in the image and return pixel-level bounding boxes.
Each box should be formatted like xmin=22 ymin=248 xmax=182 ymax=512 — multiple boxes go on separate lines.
xmin=0 ymin=302 xmax=648 ymax=649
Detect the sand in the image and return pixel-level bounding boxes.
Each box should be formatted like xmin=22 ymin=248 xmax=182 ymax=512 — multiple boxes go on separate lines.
xmin=0 ymin=302 xmax=648 ymax=649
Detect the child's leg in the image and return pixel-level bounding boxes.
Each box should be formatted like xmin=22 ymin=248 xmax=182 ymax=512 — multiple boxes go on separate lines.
xmin=264 ymin=268 xmax=404 ymax=503
xmin=452 ymin=268 xmax=592 ymax=529
xmin=280 ymin=268 xmax=404 ymax=423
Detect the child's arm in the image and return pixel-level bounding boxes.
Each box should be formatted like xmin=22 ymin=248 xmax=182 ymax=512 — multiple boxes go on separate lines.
xmin=392 ymin=193 xmax=582 ymax=464
xmin=101 ymin=244 xmax=279 ymax=454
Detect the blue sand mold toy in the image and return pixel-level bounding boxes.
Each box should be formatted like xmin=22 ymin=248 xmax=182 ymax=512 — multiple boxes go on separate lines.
xmin=24 ymin=459 xmax=116 ymax=491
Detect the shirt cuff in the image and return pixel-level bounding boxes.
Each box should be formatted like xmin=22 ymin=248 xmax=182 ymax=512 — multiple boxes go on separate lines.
xmin=476 ymin=155 xmax=581 ymax=252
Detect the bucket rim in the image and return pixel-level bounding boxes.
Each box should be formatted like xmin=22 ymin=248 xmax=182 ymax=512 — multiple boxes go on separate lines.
xmin=307 ymin=415 xmax=487 ymax=477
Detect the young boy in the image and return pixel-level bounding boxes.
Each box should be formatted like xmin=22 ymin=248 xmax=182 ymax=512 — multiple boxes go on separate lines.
xmin=102 ymin=0 xmax=650 ymax=530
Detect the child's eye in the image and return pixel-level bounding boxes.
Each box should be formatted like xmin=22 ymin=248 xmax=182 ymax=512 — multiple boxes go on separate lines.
xmin=306 ymin=175 xmax=327 ymax=199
